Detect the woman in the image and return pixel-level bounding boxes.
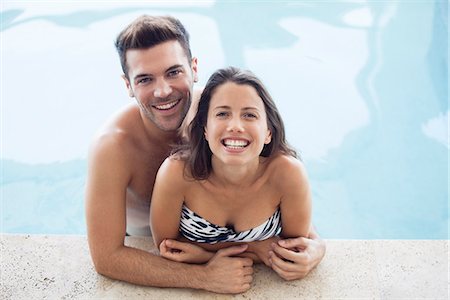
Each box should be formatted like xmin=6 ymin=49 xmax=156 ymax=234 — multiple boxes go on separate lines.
xmin=150 ymin=67 xmax=312 ymax=267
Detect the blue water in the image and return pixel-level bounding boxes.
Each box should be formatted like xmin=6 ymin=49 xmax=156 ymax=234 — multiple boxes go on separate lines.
xmin=1 ymin=1 xmax=448 ymax=239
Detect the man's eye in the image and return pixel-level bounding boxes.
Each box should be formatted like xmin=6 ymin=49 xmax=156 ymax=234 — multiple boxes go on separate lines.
xmin=168 ymin=69 xmax=181 ymax=77
xmin=137 ymin=77 xmax=151 ymax=84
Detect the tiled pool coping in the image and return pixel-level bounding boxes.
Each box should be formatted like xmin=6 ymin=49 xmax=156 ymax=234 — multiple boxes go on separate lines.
xmin=1 ymin=235 xmax=448 ymax=299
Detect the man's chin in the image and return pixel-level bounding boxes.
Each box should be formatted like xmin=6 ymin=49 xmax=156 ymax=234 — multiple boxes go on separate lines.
xmin=155 ymin=120 xmax=184 ymax=132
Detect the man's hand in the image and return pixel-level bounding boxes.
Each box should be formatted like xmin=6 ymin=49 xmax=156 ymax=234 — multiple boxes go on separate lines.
xmin=202 ymin=244 xmax=254 ymax=294
xmin=269 ymin=230 xmax=326 ymax=281
xmin=159 ymin=239 xmax=214 ymax=264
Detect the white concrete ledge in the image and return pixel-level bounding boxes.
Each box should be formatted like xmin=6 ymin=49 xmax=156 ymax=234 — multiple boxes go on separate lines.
xmin=1 ymin=235 xmax=448 ymax=299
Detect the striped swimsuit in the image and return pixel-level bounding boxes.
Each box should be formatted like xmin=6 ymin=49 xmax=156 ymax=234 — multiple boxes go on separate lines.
xmin=179 ymin=204 xmax=282 ymax=244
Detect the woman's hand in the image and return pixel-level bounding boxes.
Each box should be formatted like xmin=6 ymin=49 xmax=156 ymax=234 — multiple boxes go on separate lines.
xmin=268 ymin=230 xmax=326 ymax=280
xmin=159 ymin=239 xmax=214 ymax=264
xmin=245 ymin=237 xmax=281 ymax=266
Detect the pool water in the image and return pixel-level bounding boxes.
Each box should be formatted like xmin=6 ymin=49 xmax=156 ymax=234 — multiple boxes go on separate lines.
xmin=1 ymin=1 xmax=448 ymax=239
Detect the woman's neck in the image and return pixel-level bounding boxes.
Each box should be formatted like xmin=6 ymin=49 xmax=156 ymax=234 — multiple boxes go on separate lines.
xmin=210 ymin=156 xmax=263 ymax=188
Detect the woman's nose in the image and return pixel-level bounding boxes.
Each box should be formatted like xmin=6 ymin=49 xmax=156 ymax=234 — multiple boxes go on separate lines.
xmin=227 ymin=116 xmax=244 ymax=132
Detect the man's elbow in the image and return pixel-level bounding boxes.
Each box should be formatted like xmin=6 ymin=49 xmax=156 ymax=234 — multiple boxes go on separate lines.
xmin=90 ymin=253 xmax=111 ymax=276
xmin=88 ymin=245 xmax=121 ymax=277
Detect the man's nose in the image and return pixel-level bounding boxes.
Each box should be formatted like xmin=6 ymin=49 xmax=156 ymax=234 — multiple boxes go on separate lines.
xmin=153 ymin=79 xmax=172 ymax=98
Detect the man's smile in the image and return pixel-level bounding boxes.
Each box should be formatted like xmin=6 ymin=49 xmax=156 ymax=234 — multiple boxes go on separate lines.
xmin=153 ymin=99 xmax=181 ymax=111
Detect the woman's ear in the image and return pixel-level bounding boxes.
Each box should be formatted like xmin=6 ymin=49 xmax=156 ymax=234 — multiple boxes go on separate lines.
xmin=264 ymin=130 xmax=272 ymax=144
xmin=204 ymin=127 xmax=209 ymax=141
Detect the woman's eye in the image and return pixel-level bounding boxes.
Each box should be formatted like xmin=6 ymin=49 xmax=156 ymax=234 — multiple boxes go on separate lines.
xmin=216 ymin=112 xmax=229 ymax=117
xmin=244 ymin=113 xmax=257 ymax=119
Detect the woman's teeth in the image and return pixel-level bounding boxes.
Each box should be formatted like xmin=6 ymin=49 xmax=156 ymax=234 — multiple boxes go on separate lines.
xmin=223 ymin=139 xmax=249 ymax=148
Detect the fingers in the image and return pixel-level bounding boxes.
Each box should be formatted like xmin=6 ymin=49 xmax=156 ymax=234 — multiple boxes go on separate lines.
xmin=158 ymin=239 xmax=183 ymax=262
xmin=272 ymin=242 xmax=304 ymax=262
xmin=270 ymin=250 xmax=308 ymax=281
xmin=215 ymin=244 xmax=248 ymax=258
xmin=278 ymin=237 xmax=309 ymax=249
xmin=269 ymin=242 xmax=311 ymax=281
xmin=165 ymin=239 xmax=189 ymax=251
xmin=269 ymin=250 xmax=298 ymax=272
xmin=160 ymin=250 xmax=183 ymax=262
xmin=159 ymin=239 xmax=168 ymax=254
xmin=270 ymin=259 xmax=302 ymax=281
xmin=243 ymin=275 xmax=253 ymax=284
xmin=243 ymin=265 xmax=254 ymax=276
xmin=240 ymin=283 xmax=251 ymax=293
xmin=204 ymin=247 xmax=254 ymax=294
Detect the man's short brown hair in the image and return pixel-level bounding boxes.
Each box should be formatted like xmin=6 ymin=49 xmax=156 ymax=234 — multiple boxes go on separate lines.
xmin=115 ymin=15 xmax=192 ymax=78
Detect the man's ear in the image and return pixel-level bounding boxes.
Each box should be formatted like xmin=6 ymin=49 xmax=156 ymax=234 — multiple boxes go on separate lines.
xmin=121 ymin=74 xmax=134 ymax=98
xmin=191 ymin=57 xmax=199 ymax=83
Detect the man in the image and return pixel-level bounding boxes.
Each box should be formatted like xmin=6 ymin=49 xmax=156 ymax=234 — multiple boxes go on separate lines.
xmin=85 ymin=15 xmax=325 ymax=294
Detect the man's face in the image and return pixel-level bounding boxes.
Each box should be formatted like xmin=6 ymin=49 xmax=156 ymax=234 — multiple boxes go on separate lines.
xmin=124 ymin=40 xmax=198 ymax=131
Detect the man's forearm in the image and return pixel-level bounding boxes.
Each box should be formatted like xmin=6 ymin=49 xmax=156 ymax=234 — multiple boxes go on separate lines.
xmin=94 ymin=245 xmax=206 ymax=289
xmin=93 ymin=243 xmax=254 ymax=294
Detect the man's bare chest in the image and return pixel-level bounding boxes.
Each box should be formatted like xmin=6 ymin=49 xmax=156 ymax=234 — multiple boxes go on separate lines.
xmin=126 ymin=148 xmax=169 ymax=206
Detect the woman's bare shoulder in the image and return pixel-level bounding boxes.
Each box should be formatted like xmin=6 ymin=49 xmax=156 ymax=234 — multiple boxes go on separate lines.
xmin=268 ymin=155 xmax=308 ymax=186
xmin=158 ymin=155 xmax=192 ymax=184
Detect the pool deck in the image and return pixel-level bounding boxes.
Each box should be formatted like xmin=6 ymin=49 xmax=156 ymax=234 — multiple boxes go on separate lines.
xmin=1 ymin=235 xmax=448 ymax=299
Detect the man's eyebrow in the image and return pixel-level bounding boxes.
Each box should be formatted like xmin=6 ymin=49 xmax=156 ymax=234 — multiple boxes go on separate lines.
xmin=133 ymin=73 xmax=151 ymax=81
xmin=166 ymin=64 xmax=184 ymax=72
xmin=132 ymin=65 xmax=184 ymax=81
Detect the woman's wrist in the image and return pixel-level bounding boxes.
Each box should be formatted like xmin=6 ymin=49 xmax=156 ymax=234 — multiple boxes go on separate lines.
xmin=203 ymin=250 xmax=215 ymax=262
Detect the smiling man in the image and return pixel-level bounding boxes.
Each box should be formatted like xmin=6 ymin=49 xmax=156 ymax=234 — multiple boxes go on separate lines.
xmin=85 ymin=15 xmax=325 ymax=294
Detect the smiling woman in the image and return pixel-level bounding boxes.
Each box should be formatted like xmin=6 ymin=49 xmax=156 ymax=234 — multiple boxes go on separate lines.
xmin=204 ymin=82 xmax=273 ymax=165
xmin=2 ymin=1 xmax=447 ymax=239
xmin=150 ymin=67 xmax=312 ymax=271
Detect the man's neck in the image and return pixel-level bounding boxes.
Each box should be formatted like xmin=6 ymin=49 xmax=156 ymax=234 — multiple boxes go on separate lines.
xmin=140 ymin=113 xmax=180 ymax=146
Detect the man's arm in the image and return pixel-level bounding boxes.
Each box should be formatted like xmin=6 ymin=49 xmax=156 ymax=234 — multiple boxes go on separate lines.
xmin=85 ymin=135 xmax=253 ymax=294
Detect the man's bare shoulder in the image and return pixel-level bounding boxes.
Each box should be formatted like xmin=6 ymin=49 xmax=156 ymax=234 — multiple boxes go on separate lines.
xmin=86 ymin=105 xmax=148 ymax=177
xmin=90 ymin=104 xmax=142 ymax=154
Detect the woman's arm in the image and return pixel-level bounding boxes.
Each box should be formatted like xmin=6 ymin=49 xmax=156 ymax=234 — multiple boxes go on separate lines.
xmin=277 ymin=156 xmax=312 ymax=239
xmin=150 ymin=157 xmax=186 ymax=249
xmin=150 ymin=158 xmax=219 ymax=264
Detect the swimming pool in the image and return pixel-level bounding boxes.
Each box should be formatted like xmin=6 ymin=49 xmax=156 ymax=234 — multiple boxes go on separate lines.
xmin=1 ymin=1 xmax=448 ymax=239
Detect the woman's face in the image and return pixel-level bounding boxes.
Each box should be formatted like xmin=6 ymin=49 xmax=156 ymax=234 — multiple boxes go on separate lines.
xmin=204 ymin=82 xmax=272 ymax=167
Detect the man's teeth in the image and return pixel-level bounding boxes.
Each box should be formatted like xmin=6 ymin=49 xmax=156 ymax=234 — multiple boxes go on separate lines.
xmin=155 ymin=100 xmax=179 ymax=110
xmin=223 ymin=139 xmax=249 ymax=148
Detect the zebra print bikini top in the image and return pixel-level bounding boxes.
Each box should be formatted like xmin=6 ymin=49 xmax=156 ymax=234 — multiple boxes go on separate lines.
xmin=179 ymin=204 xmax=282 ymax=244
